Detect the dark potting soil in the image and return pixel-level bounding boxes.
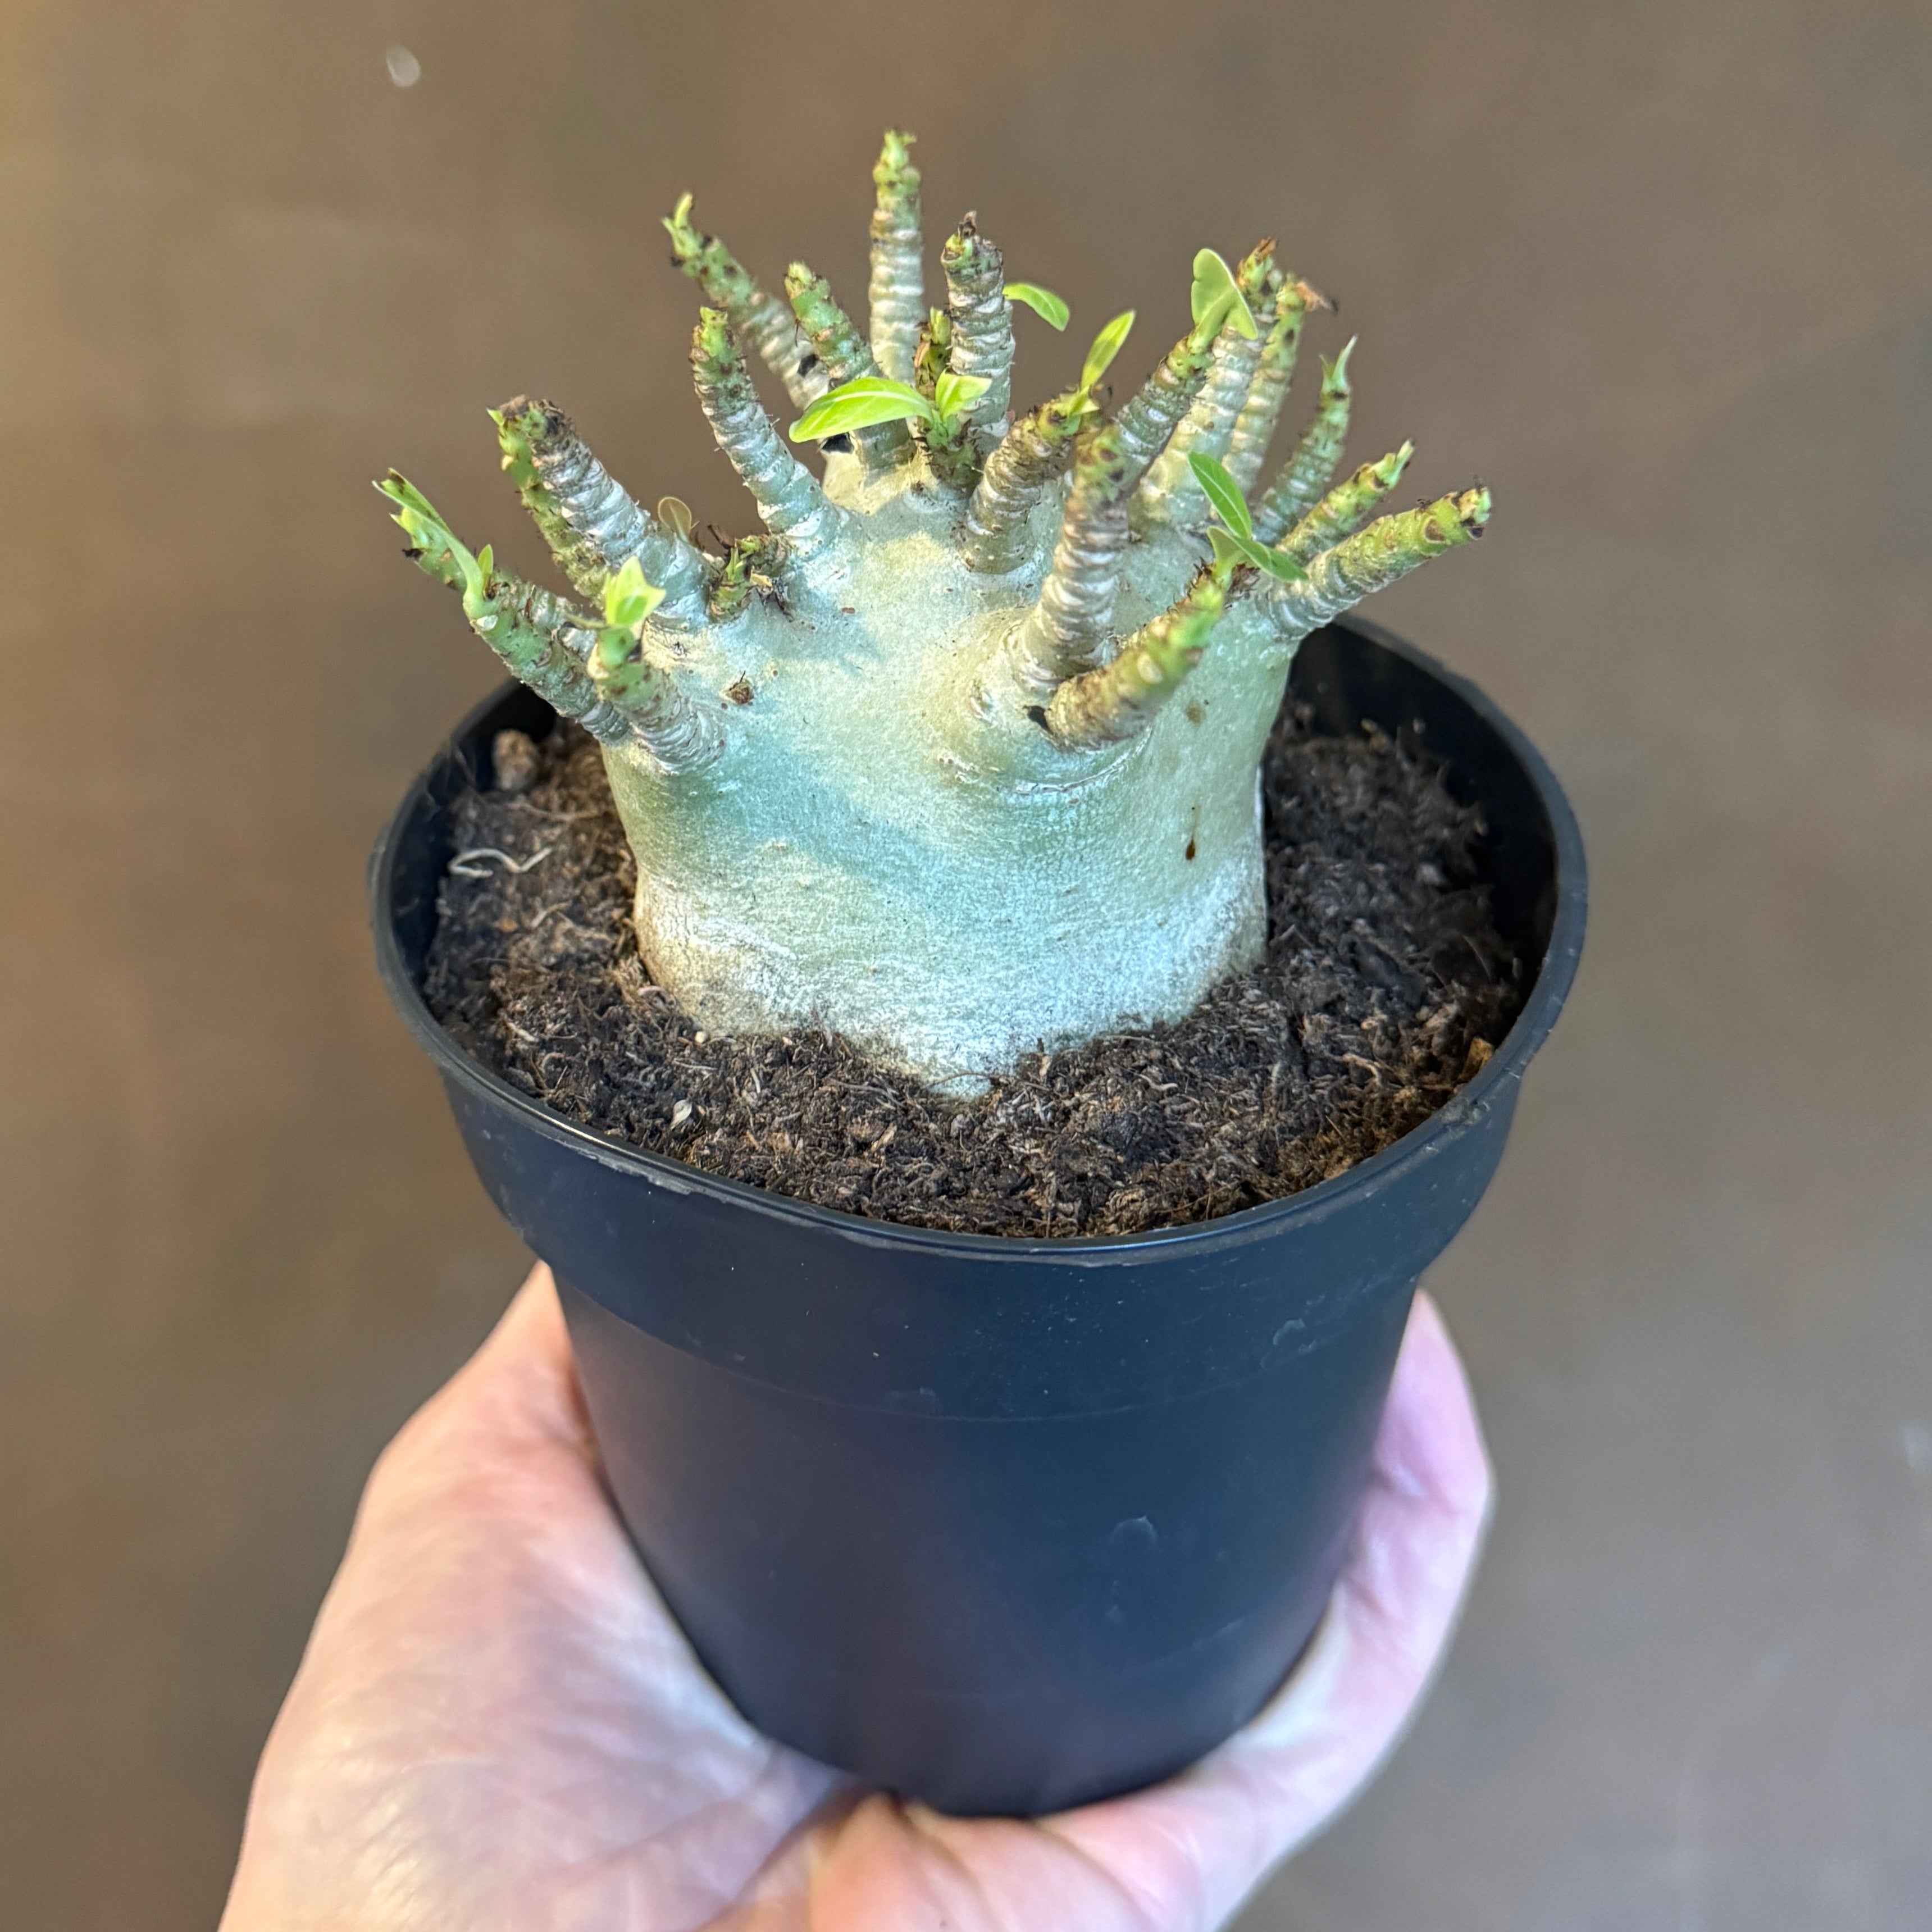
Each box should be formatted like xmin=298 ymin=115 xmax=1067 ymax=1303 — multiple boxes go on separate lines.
xmin=423 ymin=707 xmax=1526 ymax=1237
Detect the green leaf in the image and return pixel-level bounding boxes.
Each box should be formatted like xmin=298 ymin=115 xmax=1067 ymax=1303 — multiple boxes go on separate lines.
xmin=790 ymin=376 xmax=936 ymax=441
xmin=1188 ymin=452 xmax=1253 ymax=542
xmin=1004 ymin=281 xmax=1070 ymax=330
xmin=1205 ymin=522 xmax=1306 ymax=582
xmin=932 ymin=370 xmax=992 ymax=422
xmin=1190 ymin=248 xmax=1259 ymax=342
xmin=1252 ymin=544 xmax=1306 ymax=582
xmin=602 ymin=555 xmax=667 ymax=631
xmin=1206 ymin=527 xmax=1251 ymax=576
xmin=377 ymin=471 xmax=487 ymax=607
xmin=1078 ymin=309 xmax=1136 ymax=394
xmin=656 ymin=495 xmax=694 ymax=541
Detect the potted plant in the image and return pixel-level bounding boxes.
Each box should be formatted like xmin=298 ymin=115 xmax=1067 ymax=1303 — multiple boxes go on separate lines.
xmin=369 ymin=130 xmax=1584 ymax=1817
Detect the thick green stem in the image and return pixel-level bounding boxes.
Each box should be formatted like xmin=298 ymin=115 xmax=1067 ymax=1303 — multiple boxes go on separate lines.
xmin=1256 ymin=487 xmax=1490 ymax=639
xmin=466 ymin=573 xmax=631 ymax=744
xmin=785 ymin=264 xmax=914 ymax=477
xmin=960 ymin=394 xmax=1084 ymax=573
xmin=586 ymin=622 xmax=725 ymax=771
xmin=1278 ymin=443 xmax=1414 ymax=563
xmin=492 ymin=398 xmax=709 ymax=630
xmin=1111 ymin=320 xmax=1217 ymax=490
xmin=904 ymin=306 xmax=977 ymax=491
xmin=1251 ymin=338 xmax=1355 ymax=544
xmin=1132 ymin=243 xmax=1279 ymax=533
xmin=380 ymin=473 xmax=618 ymax=741
xmin=1009 ymin=423 xmax=1134 ymax=691
xmin=868 ymin=131 xmax=924 ymax=385
xmin=664 ymin=194 xmax=823 ymax=412
xmin=1224 ymin=277 xmax=1320 ymax=495
xmin=941 ymin=218 xmax=1013 ymax=459
xmin=691 ymin=309 xmax=849 ymax=571
xmin=1044 ymin=573 xmax=1225 ymax=748
xmin=382 ymin=473 xmax=718 ymax=769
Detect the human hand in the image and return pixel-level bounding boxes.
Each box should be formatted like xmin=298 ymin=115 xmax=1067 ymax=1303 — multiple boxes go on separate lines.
xmin=220 ymin=1264 xmax=1490 ymax=1931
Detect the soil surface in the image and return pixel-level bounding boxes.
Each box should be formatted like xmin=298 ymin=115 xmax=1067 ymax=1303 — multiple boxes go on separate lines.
xmin=424 ymin=708 xmax=1526 ymax=1236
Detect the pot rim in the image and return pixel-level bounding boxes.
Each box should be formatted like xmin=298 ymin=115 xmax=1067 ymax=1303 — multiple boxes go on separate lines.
xmin=370 ymin=614 xmax=1586 ymax=1267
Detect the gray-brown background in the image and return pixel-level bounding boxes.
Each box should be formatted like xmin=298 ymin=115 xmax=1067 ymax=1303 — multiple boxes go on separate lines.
xmin=4 ymin=1 xmax=1929 ymax=1925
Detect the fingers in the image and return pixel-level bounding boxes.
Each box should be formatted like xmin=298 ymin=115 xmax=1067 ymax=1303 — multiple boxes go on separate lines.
xmin=1044 ymin=1290 xmax=1492 ymax=1931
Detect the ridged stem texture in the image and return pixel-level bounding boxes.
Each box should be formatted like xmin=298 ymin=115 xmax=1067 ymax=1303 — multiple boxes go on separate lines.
xmin=867 ymin=131 xmax=924 ymax=384
xmin=586 ymin=623 xmax=724 ymax=770
xmin=494 ymin=398 xmax=710 ymax=629
xmin=1278 ymin=444 xmax=1414 ymax=563
xmin=960 ymin=396 xmax=1083 ymax=573
xmin=1111 ymin=323 xmax=1216 ymax=490
xmin=1252 ymin=339 xmax=1356 ymax=544
xmin=664 ymin=195 xmax=823 ymax=412
xmin=787 ymin=265 xmax=914 ymax=477
xmin=1045 ymin=574 xmax=1225 ymax=747
xmin=691 ymin=310 xmax=848 ymax=566
xmin=1224 ymin=278 xmax=1319 ymax=495
xmin=1133 ymin=244 xmax=1279 ymax=532
xmin=1261 ymin=489 xmax=1489 ymax=637
xmin=1010 ymin=423 xmax=1133 ymax=690
xmin=942 ymin=218 xmax=1014 ymax=459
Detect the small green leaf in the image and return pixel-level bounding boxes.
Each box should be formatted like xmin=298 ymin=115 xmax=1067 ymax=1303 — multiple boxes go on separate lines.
xmin=663 ymin=191 xmax=698 ymax=255
xmin=1252 ymin=545 xmax=1306 ymax=583
xmin=1005 ymin=281 xmax=1070 ymax=330
xmin=1078 ymin=309 xmax=1136 ymax=394
xmin=602 ymin=555 xmax=667 ymax=631
xmin=377 ymin=472 xmax=488 ymax=607
xmin=1188 ymin=452 xmax=1254 ymax=543
xmin=933 ymin=370 xmax=992 ymax=422
xmin=1206 ymin=527 xmax=1251 ymax=576
xmin=656 ymin=495 xmax=694 ymax=541
xmin=1206 ymin=522 xmax=1308 ymax=583
xmin=790 ymin=376 xmax=936 ymax=441
xmin=1190 ymin=248 xmax=1259 ymax=341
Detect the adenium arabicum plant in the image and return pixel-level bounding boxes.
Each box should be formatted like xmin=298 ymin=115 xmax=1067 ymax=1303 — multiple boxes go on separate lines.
xmin=382 ymin=130 xmax=1488 ymax=1089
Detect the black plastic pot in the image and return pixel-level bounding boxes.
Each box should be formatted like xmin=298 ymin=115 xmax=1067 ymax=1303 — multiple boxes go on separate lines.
xmin=370 ymin=615 xmax=1585 ymax=1817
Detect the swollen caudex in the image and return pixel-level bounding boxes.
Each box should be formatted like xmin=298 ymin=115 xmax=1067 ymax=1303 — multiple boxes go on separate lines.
xmin=380 ymin=131 xmax=1491 ymax=1088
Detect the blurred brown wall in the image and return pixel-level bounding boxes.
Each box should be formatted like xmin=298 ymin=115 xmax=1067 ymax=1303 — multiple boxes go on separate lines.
xmin=3 ymin=1 xmax=1930 ymax=1926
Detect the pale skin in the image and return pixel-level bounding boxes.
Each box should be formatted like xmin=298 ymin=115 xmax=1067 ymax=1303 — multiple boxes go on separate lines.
xmin=220 ymin=1267 xmax=1491 ymax=1932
